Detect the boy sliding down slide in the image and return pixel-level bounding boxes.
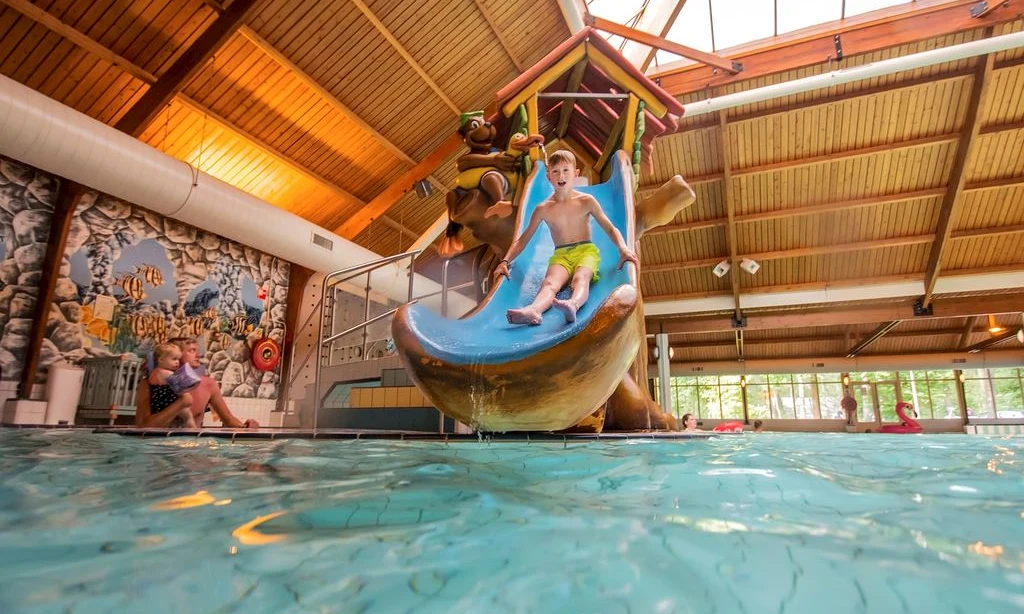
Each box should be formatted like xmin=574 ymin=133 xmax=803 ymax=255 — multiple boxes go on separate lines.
xmin=493 ymin=150 xmax=639 ymax=325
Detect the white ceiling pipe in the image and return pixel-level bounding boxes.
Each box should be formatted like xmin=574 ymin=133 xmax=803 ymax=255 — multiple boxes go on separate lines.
xmin=664 ymin=350 xmax=1024 ymax=376
xmin=646 ymin=271 xmax=1024 ymax=316
xmin=0 ymin=74 xmax=469 ymax=313
xmin=683 ymin=30 xmax=1024 ymax=118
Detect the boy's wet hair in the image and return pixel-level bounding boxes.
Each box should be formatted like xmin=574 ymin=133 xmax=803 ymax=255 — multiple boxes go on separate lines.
xmin=154 ymin=342 xmax=181 ymax=363
xmin=548 ymin=149 xmax=576 ymax=169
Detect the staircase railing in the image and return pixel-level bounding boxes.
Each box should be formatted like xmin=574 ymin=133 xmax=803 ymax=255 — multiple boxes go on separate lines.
xmin=309 ymin=247 xmax=486 ymax=430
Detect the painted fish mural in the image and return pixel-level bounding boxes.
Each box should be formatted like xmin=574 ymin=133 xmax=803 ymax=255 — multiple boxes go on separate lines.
xmin=116 ymin=274 xmax=146 ymax=302
xmin=135 ymin=264 xmax=164 ymax=287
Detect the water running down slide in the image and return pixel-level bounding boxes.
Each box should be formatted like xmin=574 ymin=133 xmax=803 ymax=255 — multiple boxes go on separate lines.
xmin=392 ymin=152 xmax=644 ymax=432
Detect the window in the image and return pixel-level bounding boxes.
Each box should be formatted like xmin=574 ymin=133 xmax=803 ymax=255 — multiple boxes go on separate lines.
xmin=962 ymin=368 xmax=1024 ymax=420
xmin=898 ymin=371 xmax=959 ymax=420
xmin=668 ymin=375 xmax=743 ymax=420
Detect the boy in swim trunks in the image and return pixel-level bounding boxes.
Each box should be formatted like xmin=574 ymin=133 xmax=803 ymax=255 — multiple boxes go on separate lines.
xmin=494 ymin=150 xmax=639 ymax=325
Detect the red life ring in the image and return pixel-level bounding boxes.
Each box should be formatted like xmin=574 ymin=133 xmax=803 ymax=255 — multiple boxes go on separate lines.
xmin=713 ymin=421 xmax=745 ymax=433
xmin=251 ymin=337 xmax=281 ymax=372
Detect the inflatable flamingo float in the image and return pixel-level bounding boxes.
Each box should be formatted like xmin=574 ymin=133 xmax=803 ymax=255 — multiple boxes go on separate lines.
xmin=878 ymin=402 xmax=923 ymax=434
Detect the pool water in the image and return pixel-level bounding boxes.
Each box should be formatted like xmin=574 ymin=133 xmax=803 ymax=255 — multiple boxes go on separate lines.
xmin=0 ymin=430 xmax=1022 ymax=613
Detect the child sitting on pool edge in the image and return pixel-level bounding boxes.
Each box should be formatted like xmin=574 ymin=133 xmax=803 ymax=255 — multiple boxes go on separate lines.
xmin=146 ymin=342 xmax=197 ymax=428
xmin=494 ymin=150 xmax=638 ymax=325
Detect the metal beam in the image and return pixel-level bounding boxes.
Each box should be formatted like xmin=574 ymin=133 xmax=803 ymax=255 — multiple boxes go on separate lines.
xmin=114 ymin=0 xmax=259 ymax=137
xmin=922 ymin=52 xmax=995 ymax=306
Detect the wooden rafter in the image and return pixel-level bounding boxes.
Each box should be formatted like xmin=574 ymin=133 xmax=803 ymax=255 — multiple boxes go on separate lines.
xmin=470 ymin=0 xmax=526 ymax=72
xmin=652 ymin=0 xmax=1024 ymax=96
xmin=114 ymin=0 xmax=259 ymax=137
xmin=643 ymin=170 xmax=1024 ymax=238
xmin=173 ymin=96 xmax=365 ymax=224
xmin=18 ymin=181 xmax=82 ymax=398
xmin=587 ymin=14 xmax=741 ymax=74
xmin=334 ymin=133 xmax=467 ymax=239
xmin=641 ymin=223 xmax=1024 ymax=274
xmin=652 ymin=325 xmax=1005 ymax=348
xmin=845 ymin=321 xmax=901 ymax=357
xmin=956 ymin=315 xmax=980 ymax=349
xmin=632 ymin=0 xmax=689 ymax=72
xmin=642 ymin=188 xmax=948 ymax=236
xmin=349 ymin=0 xmax=460 ymax=115
xmin=922 ymin=52 xmax=995 ymax=307
xmin=556 ymin=59 xmax=589 ymax=137
xmin=718 ymin=111 xmax=742 ymax=322
xmin=0 ymin=0 xmax=154 ymax=82
xmin=1 ymin=1 xmax=447 ymax=239
xmin=236 ymin=27 xmax=445 ymax=193
xmin=647 ymin=292 xmax=1024 ymax=334
xmin=671 ymin=54 xmax=1024 ymax=136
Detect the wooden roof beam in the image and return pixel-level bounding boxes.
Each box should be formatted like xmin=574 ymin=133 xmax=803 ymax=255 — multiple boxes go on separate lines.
xmin=556 ymin=60 xmax=589 ymax=137
xmin=349 ymin=0 xmax=461 ymax=115
xmin=718 ymin=111 xmax=742 ymax=323
xmin=921 ymin=51 xmax=995 ymax=308
xmin=956 ymin=315 xmax=980 ymax=349
xmin=647 ymin=291 xmax=1024 ymax=334
xmin=334 ymin=132 xmax=467 ymax=239
xmin=642 ymin=223 xmax=1024 ymax=273
xmin=651 ymin=326 xmax=1000 ymax=348
xmin=587 ymin=14 xmax=741 ymax=74
xmin=470 ymin=0 xmax=526 ymax=72
xmin=236 ymin=28 xmax=445 ymax=192
xmin=652 ymin=0 xmax=1024 ymax=96
xmin=174 ymin=96 xmax=365 ymax=226
xmin=114 ymin=0 xmax=259 ymax=137
xmin=845 ymin=320 xmax=901 ymax=358
xmin=633 ymin=0 xmax=689 ymax=72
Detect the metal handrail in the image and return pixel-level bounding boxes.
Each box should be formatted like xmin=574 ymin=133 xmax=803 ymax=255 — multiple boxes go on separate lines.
xmin=322 ymin=302 xmax=415 ymax=345
xmin=313 ymin=249 xmax=420 ymax=429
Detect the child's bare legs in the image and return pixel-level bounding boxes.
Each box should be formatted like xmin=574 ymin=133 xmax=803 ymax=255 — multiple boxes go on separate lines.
xmin=507 ymin=265 xmax=569 ymax=325
xmin=552 ymin=267 xmax=593 ymax=323
xmin=140 ymin=392 xmax=194 ymax=428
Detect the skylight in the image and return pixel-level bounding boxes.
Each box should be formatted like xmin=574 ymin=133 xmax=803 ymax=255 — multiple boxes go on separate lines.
xmin=585 ymin=0 xmax=915 ymax=72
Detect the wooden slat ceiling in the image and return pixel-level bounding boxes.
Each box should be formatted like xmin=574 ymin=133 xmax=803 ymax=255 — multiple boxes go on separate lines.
xmin=0 ymin=0 xmax=1021 ymax=365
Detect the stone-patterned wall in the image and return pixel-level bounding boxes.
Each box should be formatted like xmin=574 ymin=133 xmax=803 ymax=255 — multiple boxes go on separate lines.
xmin=0 ymin=159 xmax=58 ymax=384
xmin=0 ymin=155 xmax=292 ymax=400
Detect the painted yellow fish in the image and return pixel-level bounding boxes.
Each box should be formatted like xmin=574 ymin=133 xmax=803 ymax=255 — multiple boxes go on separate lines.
xmin=135 ymin=264 xmax=164 ymax=287
xmin=116 ymin=274 xmax=145 ymax=302
xmin=202 ymin=307 xmax=218 ymax=323
xmin=230 ymin=313 xmax=252 ymax=336
xmin=182 ymin=316 xmax=205 ymax=337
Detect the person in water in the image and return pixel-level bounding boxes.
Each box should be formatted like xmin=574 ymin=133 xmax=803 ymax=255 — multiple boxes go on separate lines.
xmin=681 ymin=413 xmax=699 ymax=432
xmin=494 ymin=149 xmax=639 ymax=325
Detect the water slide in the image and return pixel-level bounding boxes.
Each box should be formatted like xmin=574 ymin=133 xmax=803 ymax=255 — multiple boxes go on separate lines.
xmin=391 ymin=152 xmax=643 ymax=432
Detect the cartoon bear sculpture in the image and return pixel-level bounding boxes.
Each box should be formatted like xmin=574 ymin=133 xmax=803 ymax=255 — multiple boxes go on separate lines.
xmin=439 ymin=111 xmax=543 ymax=258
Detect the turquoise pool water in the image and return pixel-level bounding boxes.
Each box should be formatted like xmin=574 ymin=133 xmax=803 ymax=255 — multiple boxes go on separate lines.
xmin=0 ymin=430 xmax=1022 ymax=613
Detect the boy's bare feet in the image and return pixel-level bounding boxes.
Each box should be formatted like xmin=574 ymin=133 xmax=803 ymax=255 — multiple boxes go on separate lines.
xmin=507 ymin=306 xmax=542 ymax=325
xmin=484 ymin=200 xmax=514 ymax=219
xmin=552 ymin=299 xmax=578 ymax=323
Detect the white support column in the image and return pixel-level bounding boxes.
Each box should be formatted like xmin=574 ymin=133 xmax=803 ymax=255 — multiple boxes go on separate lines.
xmin=655 ymin=333 xmax=672 ymax=413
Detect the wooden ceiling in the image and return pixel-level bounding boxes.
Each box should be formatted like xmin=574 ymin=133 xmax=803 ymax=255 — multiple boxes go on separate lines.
xmin=1 ymin=0 xmax=1022 ymax=365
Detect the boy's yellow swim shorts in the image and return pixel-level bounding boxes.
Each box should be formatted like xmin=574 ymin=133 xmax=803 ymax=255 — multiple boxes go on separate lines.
xmin=549 ymin=241 xmax=601 ymax=282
